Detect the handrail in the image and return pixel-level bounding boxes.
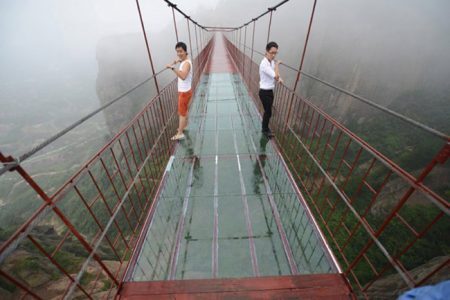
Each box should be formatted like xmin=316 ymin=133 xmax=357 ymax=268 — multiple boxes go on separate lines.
xmin=0 ymin=1 xmax=212 ymax=176
xmin=0 ymin=68 xmax=166 ymax=176
xmin=225 ymin=33 xmax=449 ymax=298
xmin=237 ymin=43 xmax=449 ymax=142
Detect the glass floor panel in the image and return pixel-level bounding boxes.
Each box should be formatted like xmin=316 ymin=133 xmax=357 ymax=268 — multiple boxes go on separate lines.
xmin=129 ymin=73 xmax=337 ymax=282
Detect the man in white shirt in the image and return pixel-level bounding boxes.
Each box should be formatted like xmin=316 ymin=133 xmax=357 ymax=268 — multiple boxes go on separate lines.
xmin=166 ymin=41 xmax=193 ymax=141
xmin=259 ymin=41 xmax=282 ymax=138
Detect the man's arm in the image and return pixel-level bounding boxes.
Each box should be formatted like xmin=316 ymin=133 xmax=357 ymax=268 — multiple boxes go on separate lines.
xmin=166 ymin=60 xmax=190 ymax=80
xmin=274 ymin=60 xmax=281 ymax=82
xmin=261 ymin=60 xmax=281 ymax=82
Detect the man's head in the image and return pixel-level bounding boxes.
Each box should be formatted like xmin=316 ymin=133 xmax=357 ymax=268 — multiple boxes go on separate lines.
xmin=265 ymin=41 xmax=278 ymax=60
xmin=175 ymin=42 xmax=188 ymax=60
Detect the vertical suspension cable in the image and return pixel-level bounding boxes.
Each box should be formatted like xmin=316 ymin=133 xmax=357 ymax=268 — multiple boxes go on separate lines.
xmin=249 ymin=20 xmax=256 ymax=91
xmin=237 ymin=29 xmax=240 ymax=53
xmin=284 ymin=0 xmax=318 ymax=131
xmin=134 ymin=0 xmax=166 ymax=125
xmin=172 ymin=6 xmax=179 ymax=42
xmin=243 ymin=25 xmax=248 ymax=77
xmin=199 ymin=28 xmax=202 ymax=51
xmin=135 ymin=0 xmax=160 ymax=95
xmin=187 ymin=19 xmax=193 ymax=57
xmin=233 ymin=30 xmax=237 ymax=57
xmin=267 ymin=9 xmax=273 ymax=44
xmin=238 ymin=28 xmax=242 ymax=66
xmin=194 ymin=24 xmax=199 ymax=57
xmin=292 ymin=0 xmax=318 ymax=92
xmin=198 ymin=28 xmax=202 ymax=53
xmin=236 ymin=28 xmax=241 ymax=55
xmin=203 ymin=29 xmax=206 ymax=49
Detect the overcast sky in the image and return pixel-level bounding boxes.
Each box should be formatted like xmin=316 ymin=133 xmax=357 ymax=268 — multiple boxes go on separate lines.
xmin=1 ymin=0 xmax=449 ymax=119
xmin=1 ymin=0 xmax=449 ymax=96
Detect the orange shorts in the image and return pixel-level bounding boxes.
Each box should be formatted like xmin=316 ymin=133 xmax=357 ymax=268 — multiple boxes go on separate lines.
xmin=178 ymin=90 xmax=193 ymax=117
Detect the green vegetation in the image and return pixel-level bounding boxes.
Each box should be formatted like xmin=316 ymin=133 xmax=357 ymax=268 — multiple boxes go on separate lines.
xmin=0 ymin=276 xmax=16 ymax=293
xmin=53 ymin=250 xmax=85 ymax=274
xmin=0 ymin=126 xmax=170 ymax=297
xmin=101 ymin=278 xmax=112 ymax=292
xmin=80 ymin=272 xmax=96 ymax=287
xmin=13 ymin=256 xmax=40 ymax=271
xmin=277 ymin=121 xmax=449 ymax=292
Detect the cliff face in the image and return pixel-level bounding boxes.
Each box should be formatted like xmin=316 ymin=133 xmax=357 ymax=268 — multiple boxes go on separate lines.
xmin=0 ymin=225 xmax=119 ymax=299
xmin=95 ymin=30 xmax=183 ymax=136
xmin=366 ymin=256 xmax=449 ymax=299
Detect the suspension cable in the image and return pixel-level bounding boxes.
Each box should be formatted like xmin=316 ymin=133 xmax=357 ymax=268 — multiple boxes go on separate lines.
xmin=237 ymin=0 xmax=290 ymax=29
xmin=221 ymin=0 xmax=448 ymax=141
xmin=267 ymin=10 xmax=273 ymax=44
xmin=0 ymin=69 xmax=166 ymax=176
xmin=235 ymin=44 xmax=449 ymax=141
xmin=0 ymin=0 xmax=211 ymax=175
xmin=164 ymin=0 xmax=207 ymax=30
xmin=171 ymin=6 xmax=179 ymax=42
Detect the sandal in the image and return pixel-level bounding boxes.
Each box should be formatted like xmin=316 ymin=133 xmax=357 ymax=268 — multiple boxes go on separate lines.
xmin=171 ymin=133 xmax=185 ymax=141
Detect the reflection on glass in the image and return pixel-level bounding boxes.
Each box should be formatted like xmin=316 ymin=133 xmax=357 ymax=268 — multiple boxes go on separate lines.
xmin=252 ymin=135 xmax=269 ymax=194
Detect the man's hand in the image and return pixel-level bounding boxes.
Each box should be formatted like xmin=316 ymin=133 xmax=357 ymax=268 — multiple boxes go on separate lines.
xmin=276 ymin=60 xmax=282 ymax=65
xmin=167 ymin=59 xmax=181 ymax=69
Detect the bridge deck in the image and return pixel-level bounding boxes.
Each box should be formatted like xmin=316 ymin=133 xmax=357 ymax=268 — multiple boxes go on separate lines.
xmin=119 ymin=35 xmax=347 ymax=298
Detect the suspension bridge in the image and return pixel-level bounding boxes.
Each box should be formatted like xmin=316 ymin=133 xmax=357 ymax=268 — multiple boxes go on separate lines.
xmin=0 ymin=0 xmax=448 ymax=299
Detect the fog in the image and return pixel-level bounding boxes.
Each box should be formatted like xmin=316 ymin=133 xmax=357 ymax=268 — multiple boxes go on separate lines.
xmin=0 ymin=0 xmax=218 ymax=156
xmin=0 ymin=0 xmax=449 ymax=192
xmin=219 ymin=0 xmax=450 ymax=114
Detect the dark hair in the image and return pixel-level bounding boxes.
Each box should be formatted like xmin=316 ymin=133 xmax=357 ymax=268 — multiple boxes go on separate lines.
xmin=266 ymin=41 xmax=279 ymax=52
xmin=175 ymin=41 xmax=187 ymax=52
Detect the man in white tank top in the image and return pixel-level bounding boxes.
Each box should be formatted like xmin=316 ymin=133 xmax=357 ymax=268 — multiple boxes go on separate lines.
xmin=166 ymin=41 xmax=193 ymax=140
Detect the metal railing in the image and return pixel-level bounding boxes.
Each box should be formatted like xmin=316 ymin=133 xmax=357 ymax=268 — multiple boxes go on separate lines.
xmin=223 ymin=4 xmax=449 ymax=296
xmin=0 ymin=1 xmax=213 ymax=298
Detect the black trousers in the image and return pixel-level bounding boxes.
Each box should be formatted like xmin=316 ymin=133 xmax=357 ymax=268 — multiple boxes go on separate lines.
xmin=259 ymin=89 xmax=274 ymax=132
